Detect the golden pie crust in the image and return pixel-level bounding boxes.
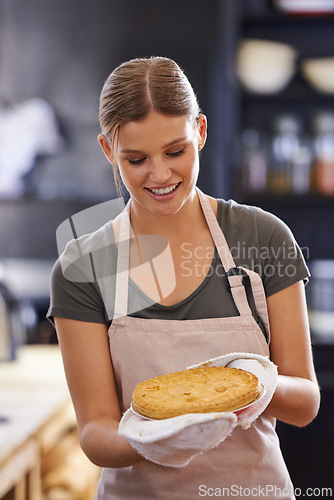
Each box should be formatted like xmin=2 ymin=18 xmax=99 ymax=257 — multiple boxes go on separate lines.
xmin=132 ymin=366 xmax=261 ymax=419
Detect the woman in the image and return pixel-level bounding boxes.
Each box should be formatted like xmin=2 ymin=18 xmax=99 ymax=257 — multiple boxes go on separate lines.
xmin=48 ymin=56 xmax=320 ymax=499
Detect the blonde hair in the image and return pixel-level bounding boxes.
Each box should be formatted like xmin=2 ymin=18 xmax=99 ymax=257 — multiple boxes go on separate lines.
xmin=99 ymin=56 xmax=201 ymax=192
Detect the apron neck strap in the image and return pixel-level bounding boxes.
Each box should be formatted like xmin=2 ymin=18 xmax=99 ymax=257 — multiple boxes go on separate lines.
xmin=196 ymin=189 xmax=252 ymax=315
xmin=196 ymin=188 xmax=270 ymax=340
xmin=113 ymin=189 xmax=270 ymax=341
xmin=196 ymin=188 xmax=236 ymax=270
xmin=113 ymin=201 xmax=131 ymax=319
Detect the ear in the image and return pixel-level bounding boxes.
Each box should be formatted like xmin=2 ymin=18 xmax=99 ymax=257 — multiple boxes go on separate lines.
xmin=196 ymin=114 xmax=207 ymax=150
xmin=98 ymin=134 xmax=114 ymax=164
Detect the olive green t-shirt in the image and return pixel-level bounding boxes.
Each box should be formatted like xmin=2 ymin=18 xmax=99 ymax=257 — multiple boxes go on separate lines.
xmin=47 ymin=198 xmax=310 ymax=340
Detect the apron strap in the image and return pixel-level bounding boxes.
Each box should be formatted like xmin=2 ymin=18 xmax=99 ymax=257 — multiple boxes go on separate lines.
xmin=196 ymin=188 xmax=271 ymax=341
xmin=241 ymin=267 xmax=271 ymax=342
xmin=227 ymin=273 xmax=254 ymax=316
xmin=113 ymin=188 xmax=271 ymax=340
xmin=113 ymin=201 xmax=131 ymax=319
xmin=226 ymin=267 xmax=271 ymax=342
xmin=196 ymin=188 xmax=236 ymax=271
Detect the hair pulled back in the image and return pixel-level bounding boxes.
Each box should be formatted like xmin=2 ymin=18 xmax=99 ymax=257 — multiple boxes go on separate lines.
xmin=99 ymin=56 xmax=201 ymax=157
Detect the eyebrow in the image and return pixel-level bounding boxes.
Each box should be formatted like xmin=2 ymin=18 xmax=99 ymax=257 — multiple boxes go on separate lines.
xmin=120 ymin=137 xmax=187 ymax=154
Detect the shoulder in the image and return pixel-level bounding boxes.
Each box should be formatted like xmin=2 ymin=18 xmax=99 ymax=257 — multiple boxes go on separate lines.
xmin=217 ymin=198 xmax=289 ymax=235
xmin=49 ymin=222 xmax=114 ymax=326
xmin=58 ymin=220 xmax=116 ymax=281
xmin=215 ymin=197 xmax=307 ymax=267
xmin=217 ymin=198 xmax=260 ymax=218
xmin=214 ymin=199 xmax=309 ymax=294
xmin=217 ymin=197 xmax=272 ymax=218
xmin=61 ymin=219 xmax=115 ymax=261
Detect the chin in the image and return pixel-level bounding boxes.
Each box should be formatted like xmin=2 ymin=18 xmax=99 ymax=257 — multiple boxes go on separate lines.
xmin=148 ymin=204 xmax=182 ymax=218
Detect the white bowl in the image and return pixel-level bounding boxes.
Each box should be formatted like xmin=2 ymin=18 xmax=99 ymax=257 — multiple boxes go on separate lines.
xmin=274 ymin=0 xmax=334 ymax=13
xmin=301 ymin=58 xmax=334 ymax=94
xmin=237 ymin=39 xmax=298 ymax=95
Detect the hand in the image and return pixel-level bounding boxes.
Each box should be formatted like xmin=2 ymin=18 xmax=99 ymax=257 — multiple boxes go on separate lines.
xmin=118 ymin=408 xmax=237 ymax=468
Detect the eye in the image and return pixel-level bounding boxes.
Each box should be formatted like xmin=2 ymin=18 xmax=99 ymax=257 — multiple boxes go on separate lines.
xmin=127 ymin=157 xmax=146 ymax=166
xmin=167 ymin=148 xmax=185 ymax=158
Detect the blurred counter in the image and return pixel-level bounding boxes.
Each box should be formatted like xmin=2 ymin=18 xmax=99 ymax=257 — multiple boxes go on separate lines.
xmin=0 ymin=345 xmax=73 ymax=499
xmin=0 ymin=345 xmax=100 ymax=500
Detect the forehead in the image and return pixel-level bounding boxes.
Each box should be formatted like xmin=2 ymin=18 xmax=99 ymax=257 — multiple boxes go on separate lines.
xmin=117 ymin=110 xmax=194 ymax=149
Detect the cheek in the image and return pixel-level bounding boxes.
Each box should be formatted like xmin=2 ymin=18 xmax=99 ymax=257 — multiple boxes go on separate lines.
xmin=182 ymin=149 xmax=199 ymax=171
xmin=117 ymin=164 xmax=131 ymax=187
xmin=118 ymin=164 xmax=144 ymax=187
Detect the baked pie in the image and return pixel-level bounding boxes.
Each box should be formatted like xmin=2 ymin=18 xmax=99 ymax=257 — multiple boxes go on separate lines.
xmin=132 ymin=365 xmax=261 ymax=419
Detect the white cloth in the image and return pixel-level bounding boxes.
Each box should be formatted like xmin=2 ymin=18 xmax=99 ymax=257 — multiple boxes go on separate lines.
xmin=118 ymin=352 xmax=277 ymax=467
xmin=118 ymin=409 xmax=237 ymax=468
xmin=189 ymin=352 xmax=278 ymax=428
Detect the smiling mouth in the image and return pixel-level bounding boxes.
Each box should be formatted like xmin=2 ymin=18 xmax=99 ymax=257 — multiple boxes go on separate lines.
xmin=146 ymin=182 xmax=180 ymax=195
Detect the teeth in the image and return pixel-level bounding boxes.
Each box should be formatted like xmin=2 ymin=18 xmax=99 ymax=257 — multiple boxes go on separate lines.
xmin=149 ymin=183 xmax=179 ymax=195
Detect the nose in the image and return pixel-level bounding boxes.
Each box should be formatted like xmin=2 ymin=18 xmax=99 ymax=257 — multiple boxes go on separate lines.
xmin=148 ymin=158 xmax=172 ymax=185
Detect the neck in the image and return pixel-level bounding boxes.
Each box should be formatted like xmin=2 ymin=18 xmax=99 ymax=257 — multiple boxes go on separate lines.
xmin=129 ymin=189 xmax=204 ymax=238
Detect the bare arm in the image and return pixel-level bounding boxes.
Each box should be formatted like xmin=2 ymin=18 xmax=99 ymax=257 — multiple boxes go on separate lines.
xmin=266 ymin=280 xmax=320 ymax=427
xmin=54 ymin=317 xmax=144 ymax=468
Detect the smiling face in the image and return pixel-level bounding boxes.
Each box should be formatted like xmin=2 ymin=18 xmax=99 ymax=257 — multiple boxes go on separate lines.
xmin=99 ymin=110 xmax=207 ymax=219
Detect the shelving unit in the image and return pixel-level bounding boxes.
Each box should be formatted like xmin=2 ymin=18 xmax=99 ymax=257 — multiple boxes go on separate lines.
xmin=208 ymin=2 xmax=334 ymax=492
xmin=213 ymin=2 xmax=334 ymax=261
xmin=240 ymin=13 xmax=334 ymax=124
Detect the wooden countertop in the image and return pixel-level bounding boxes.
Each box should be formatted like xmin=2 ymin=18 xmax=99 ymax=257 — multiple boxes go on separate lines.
xmin=0 ymin=345 xmax=76 ymax=498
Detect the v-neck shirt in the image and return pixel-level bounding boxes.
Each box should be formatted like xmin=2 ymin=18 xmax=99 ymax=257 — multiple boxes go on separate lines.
xmin=47 ymin=198 xmax=310 ymax=337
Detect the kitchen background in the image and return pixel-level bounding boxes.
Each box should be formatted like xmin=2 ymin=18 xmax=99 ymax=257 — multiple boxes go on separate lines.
xmin=0 ymin=0 xmax=333 ymax=498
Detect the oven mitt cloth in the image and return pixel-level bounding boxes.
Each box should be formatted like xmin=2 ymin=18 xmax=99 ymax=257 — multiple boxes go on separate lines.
xmin=118 ymin=409 xmax=237 ymax=468
xmin=189 ymin=352 xmax=278 ymax=428
xmin=118 ymin=352 xmax=277 ymax=467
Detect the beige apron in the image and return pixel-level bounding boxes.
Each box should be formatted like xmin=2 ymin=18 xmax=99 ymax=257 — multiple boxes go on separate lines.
xmin=96 ymin=189 xmax=295 ymax=499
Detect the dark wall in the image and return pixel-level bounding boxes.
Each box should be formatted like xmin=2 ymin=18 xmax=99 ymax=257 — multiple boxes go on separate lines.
xmin=0 ymin=0 xmax=221 ymax=258
xmin=0 ymin=0 xmax=219 ymax=201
